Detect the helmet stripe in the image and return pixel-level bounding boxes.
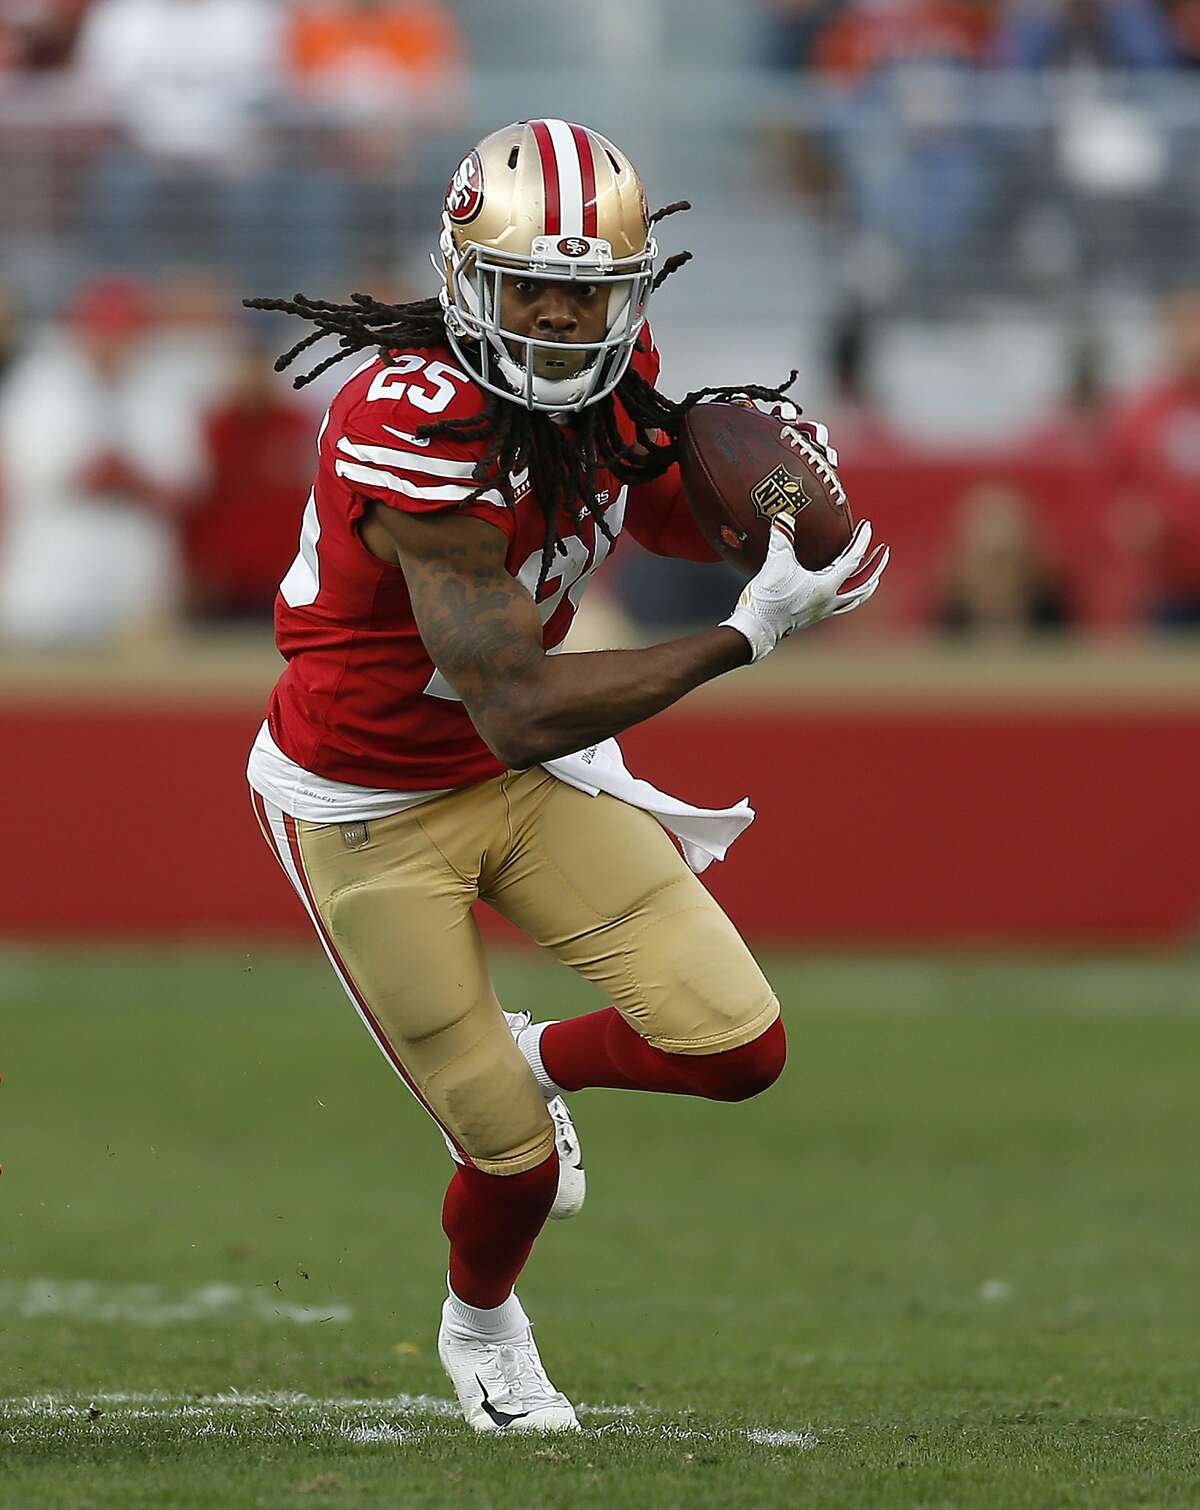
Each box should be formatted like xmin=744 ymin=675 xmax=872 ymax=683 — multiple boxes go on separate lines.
xmin=530 ymin=119 xmax=561 ymax=235
xmin=544 ymin=118 xmax=585 ymax=236
xmin=569 ymin=123 xmax=599 ymax=238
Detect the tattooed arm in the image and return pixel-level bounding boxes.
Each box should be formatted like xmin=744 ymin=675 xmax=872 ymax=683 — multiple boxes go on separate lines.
xmin=366 ymin=504 xmax=750 ymax=769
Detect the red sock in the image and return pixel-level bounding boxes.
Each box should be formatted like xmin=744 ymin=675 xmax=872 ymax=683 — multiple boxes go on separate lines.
xmin=540 ymin=1009 xmax=785 ymax=1103
xmin=441 ymin=1152 xmax=558 ymax=1309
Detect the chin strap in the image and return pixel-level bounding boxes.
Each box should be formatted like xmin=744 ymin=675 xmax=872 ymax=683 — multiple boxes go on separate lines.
xmin=496 ymin=350 xmax=596 ymax=413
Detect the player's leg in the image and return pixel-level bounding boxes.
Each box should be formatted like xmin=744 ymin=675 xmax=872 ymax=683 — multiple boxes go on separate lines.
xmin=483 ymin=769 xmax=785 ymax=1100
xmin=526 ymin=1006 xmax=786 ymax=1101
xmin=252 ymin=788 xmax=553 ymax=1179
xmin=251 ymin=786 xmax=577 ymax=1431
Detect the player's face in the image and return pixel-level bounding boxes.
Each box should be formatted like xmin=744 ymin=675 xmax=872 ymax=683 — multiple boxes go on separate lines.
xmin=498 ymin=277 xmax=609 ymax=353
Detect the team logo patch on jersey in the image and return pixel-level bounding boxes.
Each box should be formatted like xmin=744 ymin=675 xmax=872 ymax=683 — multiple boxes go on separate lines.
xmin=750 ymin=464 xmax=813 ymax=521
xmin=557 ymin=237 xmax=590 ymax=259
xmin=445 ymin=151 xmax=484 ymax=225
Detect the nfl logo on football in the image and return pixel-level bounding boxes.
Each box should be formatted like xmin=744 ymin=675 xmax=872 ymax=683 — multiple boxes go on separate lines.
xmin=750 ymin=464 xmax=813 ymax=521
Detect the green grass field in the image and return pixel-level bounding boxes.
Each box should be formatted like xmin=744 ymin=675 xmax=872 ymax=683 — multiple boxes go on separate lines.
xmin=2 ymin=946 xmax=1199 ymax=1508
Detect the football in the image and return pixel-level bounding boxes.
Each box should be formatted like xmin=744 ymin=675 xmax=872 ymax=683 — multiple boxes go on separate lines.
xmin=678 ymin=402 xmax=853 ymax=576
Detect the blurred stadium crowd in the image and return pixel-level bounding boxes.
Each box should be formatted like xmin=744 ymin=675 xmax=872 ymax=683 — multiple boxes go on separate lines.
xmin=0 ymin=0 xmax=1198 ymax=646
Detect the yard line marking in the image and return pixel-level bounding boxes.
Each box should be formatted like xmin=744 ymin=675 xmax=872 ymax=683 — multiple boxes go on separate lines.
xmin=340 ymin=1423 xmax=408 ymax=1444
xmin=0 ymin=1279 xmax=352 ymax=1326
xmin=744 ymin=1427 xmax=820 ymax=1448
xmin=0 ymin=1392 xmax=816 ymax=1449
xmin=0 ymin=1391 xmax=623 ymax=1418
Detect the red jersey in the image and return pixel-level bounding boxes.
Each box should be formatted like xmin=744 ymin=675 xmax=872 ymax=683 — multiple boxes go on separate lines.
xmin=266 ymin=334 xmax=716 ymax=791
xmin=1110 ymin=379 xmax=1200 ymax=598
xmin=186 ymin=396 xmax=313 ymax=614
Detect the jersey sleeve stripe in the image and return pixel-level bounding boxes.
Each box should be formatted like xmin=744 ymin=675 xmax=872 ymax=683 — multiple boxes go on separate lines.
xmin=337 ymin=437 xmax=479 ymax=480
xmin=334 ymin=459 xmax=506 ymax=509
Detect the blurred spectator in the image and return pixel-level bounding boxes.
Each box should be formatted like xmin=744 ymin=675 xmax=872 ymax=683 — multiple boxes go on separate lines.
xmin=71 ymin=0 xmax=345 ymax=290
xmin=1165 ymin=0 xmax=1200 ymax=64
xmin=1024 ymin=333 xmax=1109 ymax=465
xmin=0 ymin=279 xmax=202 ymax=646
xmin=0 ymin=283 xmax=21 ymax=387
xmin=183 ymin=337 xmax=313 ymax=622
xmin=286 ymin=0 xmax=463 ymax=117
xmin=994 ymin=0 xmax=1178 ymax=70
xmin=1108 ymin=288 xmax=1200 ymax=625
xmin=759 ymin=0 xmax=846 ymax=69
xmin=938 ymin=481 xmax=1072 ymax=637
xmin=74 ymin=0 xmax=280 ymax=163
xmin=811 ymin=0 xmax=992 ymax=80
xmin=0 ymin=0 xmax=90 ymax=73
xmin=804 ymin=3 xmax=996 ymax=275
xmin=615 ymin=549 xmax=738 ymax=637
xmin=282 ymin=0 xmax=466 ymax=270
xmin=820 ymin=306 xmax=906 ymax=462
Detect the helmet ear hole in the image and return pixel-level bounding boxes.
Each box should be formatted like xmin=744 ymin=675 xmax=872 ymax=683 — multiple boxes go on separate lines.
xmin=508 ymin=146 xmax=519 ymax=170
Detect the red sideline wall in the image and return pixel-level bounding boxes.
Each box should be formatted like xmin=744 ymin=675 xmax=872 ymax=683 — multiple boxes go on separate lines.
xmin=2 ymin=698 xmax=1197 ymax=945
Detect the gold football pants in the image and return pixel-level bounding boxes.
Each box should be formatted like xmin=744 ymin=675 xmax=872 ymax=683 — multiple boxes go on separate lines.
xmin=253 ymin=768 xmax=778 ymax=1175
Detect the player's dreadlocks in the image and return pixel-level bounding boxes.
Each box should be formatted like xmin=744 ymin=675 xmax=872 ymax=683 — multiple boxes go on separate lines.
xmin=245 ymin=204 xmax=797 ymax=590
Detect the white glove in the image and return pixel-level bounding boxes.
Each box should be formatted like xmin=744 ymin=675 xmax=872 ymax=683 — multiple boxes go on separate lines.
xmin=722 ymin=517 xmax=889 ymax=662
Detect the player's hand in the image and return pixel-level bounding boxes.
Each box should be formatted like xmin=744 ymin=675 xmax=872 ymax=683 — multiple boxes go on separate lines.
xmin=721 ymin=517 xmax=889 ymax=662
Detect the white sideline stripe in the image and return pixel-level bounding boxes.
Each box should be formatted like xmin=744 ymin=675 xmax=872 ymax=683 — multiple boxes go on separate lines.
xmin=337 ymin=437 xmax=478 ymax=480
xmin=0 ymin=1279 xmax=351 ymax=1326
xmin=334 ymin=459 xmax=505 ymax=510
xmin=0 ymin=1392 xmax=819 ymax=1450
xmin=545 ymin=117 xmax=585 ymax=236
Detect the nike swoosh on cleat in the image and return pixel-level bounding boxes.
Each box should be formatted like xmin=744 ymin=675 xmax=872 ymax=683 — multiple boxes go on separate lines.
xmin=476 ymin=1374 xmax=531 ymax=1428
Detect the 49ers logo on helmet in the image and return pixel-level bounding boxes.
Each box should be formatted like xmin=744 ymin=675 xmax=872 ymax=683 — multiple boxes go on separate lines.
xmin=557 ymin=237 xmax=590 ymax=258
xmin=445 ymin=151 xmax=484 ymax=225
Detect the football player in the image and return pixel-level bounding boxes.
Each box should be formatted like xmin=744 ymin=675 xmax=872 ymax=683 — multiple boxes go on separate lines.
xmin=246 ymin=119 xmax=887 ymax=1433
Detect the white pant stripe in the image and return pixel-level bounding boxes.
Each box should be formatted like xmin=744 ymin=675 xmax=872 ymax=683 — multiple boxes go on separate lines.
xmin=252 ymin=790 xmax=464 ymax=1165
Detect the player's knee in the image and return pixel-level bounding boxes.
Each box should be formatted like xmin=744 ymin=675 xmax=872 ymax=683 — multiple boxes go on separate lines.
xmin=429 ymin=1043 xmax=555 ymax=1175
xmin=706 ymin=1017 xmax=787 ymax=1102
xmin=457 ymin=1148 xmax=558 ymax=1203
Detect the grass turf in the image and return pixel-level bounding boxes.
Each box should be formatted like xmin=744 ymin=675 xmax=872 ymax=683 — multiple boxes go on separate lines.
xmin=1 ymin=946 xmax=1198 ymax=1507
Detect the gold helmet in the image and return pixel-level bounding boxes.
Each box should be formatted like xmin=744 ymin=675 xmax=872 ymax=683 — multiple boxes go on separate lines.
xmin=438 ymin=119 xmax=657 ymax=413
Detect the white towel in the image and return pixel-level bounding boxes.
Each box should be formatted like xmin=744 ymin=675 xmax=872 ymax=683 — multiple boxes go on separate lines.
xmin=543 ymin=738 xmax=755 ymax=874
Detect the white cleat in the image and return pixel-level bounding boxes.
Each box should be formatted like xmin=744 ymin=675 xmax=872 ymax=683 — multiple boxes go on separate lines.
xmin=545 ymin=1094 xmax=585 ymax=1221
xmin=438 ymin=1305 xmax=581 ymax=1434
xmin=505 ymin=1011 xmax=586 ymax=1221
